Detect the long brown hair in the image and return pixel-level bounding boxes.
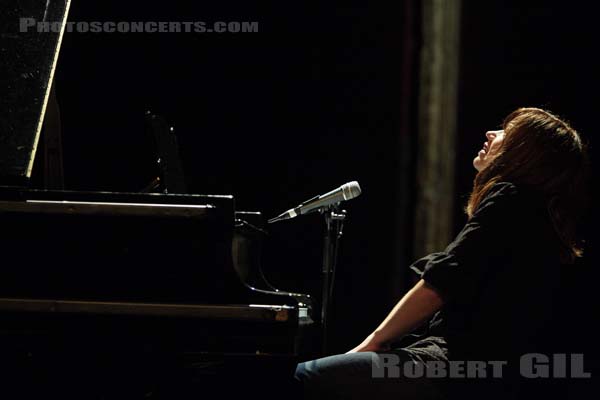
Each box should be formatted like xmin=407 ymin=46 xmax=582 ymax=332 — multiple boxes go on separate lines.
xmin=466 ymin=107 xmax=589 ymax=264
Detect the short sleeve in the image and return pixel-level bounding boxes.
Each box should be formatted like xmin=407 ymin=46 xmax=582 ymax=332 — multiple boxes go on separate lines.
xmin=409 ymin=182 xmax=520 ymax=304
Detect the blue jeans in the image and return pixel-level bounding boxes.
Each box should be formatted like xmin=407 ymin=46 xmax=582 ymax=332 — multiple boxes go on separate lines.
xmin=294 ymin=349 xmax=446 ymax=400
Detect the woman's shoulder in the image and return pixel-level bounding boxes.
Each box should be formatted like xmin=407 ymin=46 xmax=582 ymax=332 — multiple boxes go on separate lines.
xmin=474 ymin=181 xmax=546 ymax=220
xmin=483 ymin=181 xmax=544 ymax=203
xmin=475 ymin=182 xmax=518 ymax=211
xmin=483 ymin=181 xmax=516 ymax=198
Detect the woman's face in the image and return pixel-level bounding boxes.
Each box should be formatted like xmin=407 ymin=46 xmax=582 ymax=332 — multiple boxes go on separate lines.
xmin=473 ymin=130 xmax=505 ymax=171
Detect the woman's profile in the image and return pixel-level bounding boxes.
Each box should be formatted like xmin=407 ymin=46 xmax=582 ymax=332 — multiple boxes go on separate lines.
xmin=294 ymin=107 xmax=589 ymax=399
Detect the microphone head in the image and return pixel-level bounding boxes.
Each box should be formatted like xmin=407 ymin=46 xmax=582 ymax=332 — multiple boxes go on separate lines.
xmin=341 ymin=181 xmax=361 ymax=201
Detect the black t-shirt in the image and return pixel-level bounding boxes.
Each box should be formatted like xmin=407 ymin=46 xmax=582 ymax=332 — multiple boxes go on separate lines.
xmin=408 ymin=182 xmax=564 ymax=397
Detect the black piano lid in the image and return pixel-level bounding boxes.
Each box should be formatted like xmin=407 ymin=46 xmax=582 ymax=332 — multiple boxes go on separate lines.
xmin=0 ymin=1 xmax=71 ymax=186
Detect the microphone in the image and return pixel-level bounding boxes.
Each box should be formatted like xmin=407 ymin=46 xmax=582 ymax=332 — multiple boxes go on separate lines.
xmin=268 ymin=181 xmax=361 ymax=224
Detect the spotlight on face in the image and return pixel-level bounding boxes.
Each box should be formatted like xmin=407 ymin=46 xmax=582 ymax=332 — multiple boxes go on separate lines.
xmin=473 ymin=130 xmax=505 ymax=171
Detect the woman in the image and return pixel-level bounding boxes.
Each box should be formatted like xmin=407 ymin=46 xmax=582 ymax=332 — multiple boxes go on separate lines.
xmin=294 ymin=108 xmax=589 ymax=399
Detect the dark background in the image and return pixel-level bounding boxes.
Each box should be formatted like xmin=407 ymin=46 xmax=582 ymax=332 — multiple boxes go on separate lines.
xmin=51 ymin=0 xmax=598 ymax=387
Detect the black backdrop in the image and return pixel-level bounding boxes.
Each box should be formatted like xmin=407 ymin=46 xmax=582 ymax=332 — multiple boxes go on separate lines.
xmin=53 ymin=0 xmax=599 ymax=372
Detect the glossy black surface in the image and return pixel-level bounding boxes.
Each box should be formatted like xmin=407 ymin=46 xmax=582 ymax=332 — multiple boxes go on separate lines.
xmin=0 ymin=188 xmax=312 ymax=397
xmin=0 ymin=188 xmax=242 ymax=303
xmin=0 ymin=0 xmax=70 ymax=184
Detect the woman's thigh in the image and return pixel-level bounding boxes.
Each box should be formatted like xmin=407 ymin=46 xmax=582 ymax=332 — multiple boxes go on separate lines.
xmin=295 ymin=351 xmax=445 ymax=400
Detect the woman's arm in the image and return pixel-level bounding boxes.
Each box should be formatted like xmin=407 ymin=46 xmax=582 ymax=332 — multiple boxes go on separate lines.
xmin=346 ymin=184 xmax=520 ymax=354
xmin=346 ymin=279 xmax=444 ymax=353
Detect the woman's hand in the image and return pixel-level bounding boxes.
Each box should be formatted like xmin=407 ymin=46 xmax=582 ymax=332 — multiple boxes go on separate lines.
xmin=345 ymin=280 xmax=444 ymax=354
xmin=346 ymin=332 xmax=391 ymax=354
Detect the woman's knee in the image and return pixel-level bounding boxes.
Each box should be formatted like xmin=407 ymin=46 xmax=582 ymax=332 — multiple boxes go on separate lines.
xmin=294 ymin=352 xmax=445 ymax=399
xmin=294 ymin=352 xmax=379 ymax=397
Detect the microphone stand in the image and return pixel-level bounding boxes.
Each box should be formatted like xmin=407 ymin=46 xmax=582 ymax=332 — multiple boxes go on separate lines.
xmin=320 ymin=204 xmax=346 ymax=355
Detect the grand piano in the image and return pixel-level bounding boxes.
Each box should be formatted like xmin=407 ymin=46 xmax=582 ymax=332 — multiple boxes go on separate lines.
xmin=1 ymin=2 xmax=314 ymax=398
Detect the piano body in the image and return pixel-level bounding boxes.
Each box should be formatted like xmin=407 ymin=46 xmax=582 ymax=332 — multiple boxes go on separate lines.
xmin=0 ymin=1 xmax=313 ymax=397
